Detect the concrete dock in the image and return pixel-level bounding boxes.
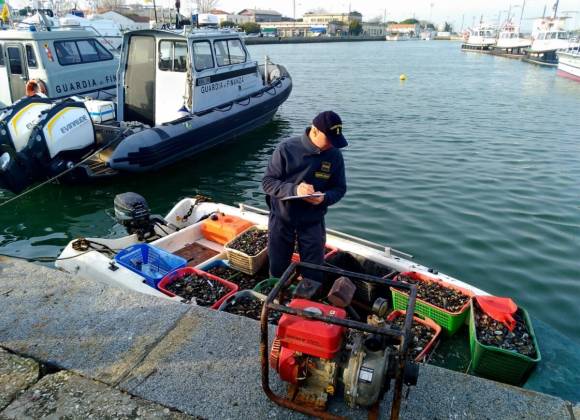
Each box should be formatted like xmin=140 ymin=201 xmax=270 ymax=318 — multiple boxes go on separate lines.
xmin=0 ymin=256 xmax=577 ymax=419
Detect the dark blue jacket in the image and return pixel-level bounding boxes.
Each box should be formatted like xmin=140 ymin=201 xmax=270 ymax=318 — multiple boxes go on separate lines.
xmin=262 ymin=128 xmax=347 ymax=225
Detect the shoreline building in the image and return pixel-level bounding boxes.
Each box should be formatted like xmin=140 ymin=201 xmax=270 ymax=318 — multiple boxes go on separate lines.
xmin=386 ymin=23 xmax=421 ymax=37
xmin=209 ymin=9 xmax=252 ymax=26
xmin=238 ymin=9 xmax=282 ymax=23
xmin=97 ymin=10 xmax=150 ymax=31
xmin=302 ymin=11 xmax=362 ymax=25
xmin=260 ymin=11 xmax=384 ymax=37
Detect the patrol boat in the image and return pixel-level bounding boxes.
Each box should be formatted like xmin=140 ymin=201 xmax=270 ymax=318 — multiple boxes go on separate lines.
xmin=0 ymin=27 xmax=119 ymax=109
xmin=0 ymin=29 xmax=292 ymax=193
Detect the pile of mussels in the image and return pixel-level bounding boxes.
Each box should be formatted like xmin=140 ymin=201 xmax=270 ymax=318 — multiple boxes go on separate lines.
xmin=224 ymin=295 xmax=281 ymax=324
xmin=206 ymin=265 xmax=239 ymax=280
xmin=474 ymin=302 xmax=537 ymax=358
xmin=390 ymin=315 xmax=436 ymax=360
xmin=165 ymin=274 xmax=228 ymax=306
xmin=397 ymin=274 xmax=470 ymax=312
xmin=228 ymin=229 xmax=268 ymax=256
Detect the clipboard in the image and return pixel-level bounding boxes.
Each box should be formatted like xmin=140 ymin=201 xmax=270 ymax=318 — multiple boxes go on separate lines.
xmin=281 ymin=193 xmax=326 ymax=201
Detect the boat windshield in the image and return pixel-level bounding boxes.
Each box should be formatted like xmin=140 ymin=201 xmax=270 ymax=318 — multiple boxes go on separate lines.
xmin=558 ymin=32 xmax=569 ymax=40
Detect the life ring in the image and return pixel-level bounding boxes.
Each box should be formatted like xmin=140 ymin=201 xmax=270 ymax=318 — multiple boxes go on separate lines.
xmin=25 ymin=79 xmax=48 ymax=97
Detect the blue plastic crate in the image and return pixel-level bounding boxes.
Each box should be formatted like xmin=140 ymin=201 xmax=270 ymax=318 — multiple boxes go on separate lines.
xmin=114 ymin=244 xmax=187 ymax=288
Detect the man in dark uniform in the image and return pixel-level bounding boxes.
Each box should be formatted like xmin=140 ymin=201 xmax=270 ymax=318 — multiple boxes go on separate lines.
xmin=262 ymin=111 xmax=347 ymax=280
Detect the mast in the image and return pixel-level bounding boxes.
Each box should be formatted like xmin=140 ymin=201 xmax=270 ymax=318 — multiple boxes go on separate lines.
xmin=552 ymin=0 xmax=559 ymax=19
xmin=519 ymin=0 xmax=526 ymax=27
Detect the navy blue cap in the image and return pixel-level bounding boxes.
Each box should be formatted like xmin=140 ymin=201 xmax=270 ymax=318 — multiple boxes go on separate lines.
xmin=312 ymin=111 xmax=348 ymax=149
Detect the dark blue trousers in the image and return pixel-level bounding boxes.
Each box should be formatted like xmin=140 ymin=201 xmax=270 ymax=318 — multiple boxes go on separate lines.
xmin=268 ymin=213 xmax=325 ymax=282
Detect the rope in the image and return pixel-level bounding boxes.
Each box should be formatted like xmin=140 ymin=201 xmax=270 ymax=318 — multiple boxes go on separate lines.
xmin=0 ymin=128 xmax=131 ymax=209
xmin=0 ymin=238 xmax=122 ymax=263
xmin=0 ymin=250 xmax=92 ymax=263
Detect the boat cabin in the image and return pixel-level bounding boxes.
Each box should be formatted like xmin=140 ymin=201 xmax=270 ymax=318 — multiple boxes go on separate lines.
xmin=535 ymin=31 xmax=569 ymax=41
xmin=117 ymin=29 xmax=264 ymax=126
xmin=0 ymin=28 xmax=119 ymax=108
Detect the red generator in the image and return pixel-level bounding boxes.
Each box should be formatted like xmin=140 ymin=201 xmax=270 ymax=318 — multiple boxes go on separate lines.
xmin=261 ymin=263 xmax=420 ymax=420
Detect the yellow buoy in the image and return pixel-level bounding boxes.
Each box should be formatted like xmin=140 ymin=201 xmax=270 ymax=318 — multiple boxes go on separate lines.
xmin=400 ymin=74 xmax=407 ymax=81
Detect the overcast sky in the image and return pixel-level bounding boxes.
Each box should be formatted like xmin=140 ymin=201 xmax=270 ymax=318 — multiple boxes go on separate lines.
xmin=13 ymin=0 xmax=580 ymax=30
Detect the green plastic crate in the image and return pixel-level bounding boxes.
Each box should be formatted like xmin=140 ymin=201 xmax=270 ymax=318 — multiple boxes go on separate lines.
xmin=469 ymin=301 xmax=541 ymax=385
xmin=391 ymin=287 xmax=470 ymax=335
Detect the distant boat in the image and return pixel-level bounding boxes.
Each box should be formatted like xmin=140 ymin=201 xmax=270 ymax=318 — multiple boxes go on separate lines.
xmin=524 ymin=17 xmax=570 ymax=66
xmin=494 ymin=21 xmax=530 ymax=55
xmin=385 ymin=32 xmax=411 ymax=41
xmin=557 ymin=38 xmax=580 ymax=81
xmin=461 ymin=24 xmax=497 ymax=51
xmin=420 ymin=30 xmax=435 ymax=41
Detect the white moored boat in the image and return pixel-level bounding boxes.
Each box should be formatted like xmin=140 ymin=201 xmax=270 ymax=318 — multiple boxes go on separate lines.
xmin=52 ymin=191 xmax=549 ymax=409
xmin=56 ymin=195 xmax=486 ymax=302
xmin=494 ymin=21 xmax=530 ymax=55
xmin=385 ymin=32 xmax=411 ymax=41
xmin=524 ymin=17 xmax=570 ymax=66
xmin=461 ymin=24 xmax=497 ymax=51
xmin=557 ymin=38 xmax=580 ymax=81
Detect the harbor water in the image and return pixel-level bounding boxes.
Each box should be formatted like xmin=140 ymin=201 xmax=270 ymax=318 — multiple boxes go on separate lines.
xmin=1 ymin=41 xmax=579 ymax=399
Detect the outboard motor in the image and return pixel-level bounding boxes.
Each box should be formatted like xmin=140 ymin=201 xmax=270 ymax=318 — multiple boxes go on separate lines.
xmin=0 ymin=96 xmax=54 ymax=192
xmin=113 ymin=192 xmax=172 ymax=240
xmin=0 ymin=99 xmax=96 ymax=193
xmin=114 ymin=192 xmax=153 ymax=239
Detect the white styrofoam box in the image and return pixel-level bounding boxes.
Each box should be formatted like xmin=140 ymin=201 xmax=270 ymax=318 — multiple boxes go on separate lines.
xmin=84 ymin=100 xmax=115 ymax=123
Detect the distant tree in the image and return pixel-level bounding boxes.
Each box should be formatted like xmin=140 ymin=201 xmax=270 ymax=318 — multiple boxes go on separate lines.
xmin=195 ymin=0 xmax=219 ymax=13
xmin=240 ymin=21 xmax=260 ymax=34
xmin=426 ymin=23 xmax=435 ymax=30
xmin=349 ymin=20 xmax=362 ymax=35
xmin=368 ymin=15 xmax=383 ymax=24
xmin=220 ymin=20 xmax=236 ymax=28
xmin=386 ymin=20 xmax=398 ymax=25
xmin=444 ymin=21 xmax=453 ymax=32
xmin=307 ymin=8 xmax=328 ymax=14
xmin=400 ymin=18 xmax=419 ymax=24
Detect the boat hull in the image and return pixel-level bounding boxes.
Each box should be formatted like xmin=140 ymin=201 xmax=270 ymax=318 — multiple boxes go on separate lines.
xmin=557 ymin=54 xmax=580 ymax=81
xmin=109 ymin=77 xmax=292 ymax=173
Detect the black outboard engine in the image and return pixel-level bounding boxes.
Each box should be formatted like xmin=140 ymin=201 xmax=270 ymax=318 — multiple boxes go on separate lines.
xmin=0 ymin=99 xmax=96 ymax=193
xmin=114 ymin=192 xmax=156 ymax=240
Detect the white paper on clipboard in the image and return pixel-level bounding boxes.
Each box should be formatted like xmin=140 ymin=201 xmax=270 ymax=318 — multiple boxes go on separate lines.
xmin=280 ymin=193 xmax=326 ymax=201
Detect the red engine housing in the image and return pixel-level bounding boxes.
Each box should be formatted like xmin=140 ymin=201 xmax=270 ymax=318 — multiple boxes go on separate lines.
xmin=275 ymin=299 xmax=346 ymax=357
xmin=270 ymin=299 xmax=346 ymax=383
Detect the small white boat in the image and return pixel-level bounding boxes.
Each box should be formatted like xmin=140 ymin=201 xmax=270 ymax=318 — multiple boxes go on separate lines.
xmin=54 ymin=193 xmax=544 ymax=399
xmin=385 ymin=32 xmax=411 ymax=41
xmin=557 ymin=38 xmax=580 ymax=81
xmin=494 ymin=21 xmax=530 ymax=54
xmin=524 ymin=17 xmax=570 ymax=66
xmin=461 ymin=24 xmax=497 ymax=51
xmin=420 ymin=30 xmax=435 ymax=41
xmin=56 ymin=195 xmax=487 ymax=301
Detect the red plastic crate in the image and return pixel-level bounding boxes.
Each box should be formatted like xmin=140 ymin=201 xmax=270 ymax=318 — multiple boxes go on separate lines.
xmin=291 ymin=244 xmax=338 ymax=263
xmin=158 ymin=267 xmax=238 ymax=309
xmin=386 ymin=310 xmax=442 ymax=362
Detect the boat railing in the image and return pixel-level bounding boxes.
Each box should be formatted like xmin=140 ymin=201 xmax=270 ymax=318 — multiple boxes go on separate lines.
xmin=238 ymin=203 xmax=414 ymax=260
xmin=60 ymin=24 xmax=122 ymax=51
